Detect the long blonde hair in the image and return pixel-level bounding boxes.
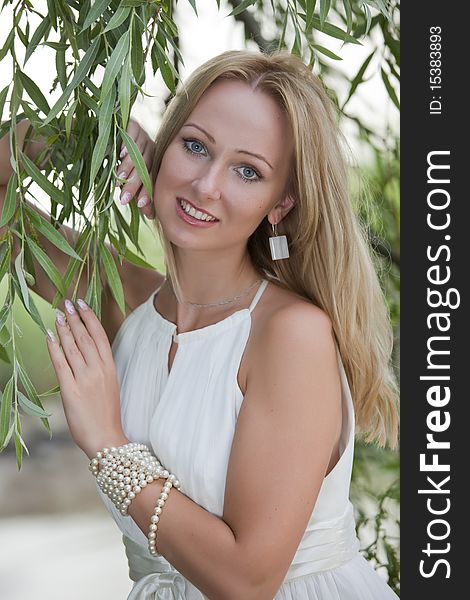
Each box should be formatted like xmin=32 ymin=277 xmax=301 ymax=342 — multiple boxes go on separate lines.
xmin=150 ymin=50 xmax=399 ymax=450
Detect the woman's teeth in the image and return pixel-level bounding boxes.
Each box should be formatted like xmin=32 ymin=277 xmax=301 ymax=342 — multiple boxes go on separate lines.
xmin=179 ymin=199 xmax=217 ymax=222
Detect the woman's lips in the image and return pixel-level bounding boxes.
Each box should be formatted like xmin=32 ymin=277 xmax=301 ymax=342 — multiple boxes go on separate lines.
xmin=175 ymin=198 xmax=219 ymax=227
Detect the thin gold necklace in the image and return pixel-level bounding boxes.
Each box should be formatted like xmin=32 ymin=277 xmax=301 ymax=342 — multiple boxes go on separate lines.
xmin=165 ymin=278 xmax=263 ymax=308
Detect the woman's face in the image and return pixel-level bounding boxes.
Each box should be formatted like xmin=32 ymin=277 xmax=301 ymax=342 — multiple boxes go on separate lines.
xmin=153 ymin=79 xmax=295 ymax=253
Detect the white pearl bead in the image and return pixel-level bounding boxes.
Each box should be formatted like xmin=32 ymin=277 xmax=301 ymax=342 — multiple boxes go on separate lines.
xmin=149 ymin=524 xmax=157 ymax=532
xmin=128 ymin=491 xmax=136 ymax=499
xmin=157 ymin=499 xmax=165 ymax=507
xmin=133 ymin=486 xmax=141 ymax=494
xmin=151 ymin=515 xmax=159 ymax=523
xmin=160 ymin=492 xmax=168 ymax=501
xmin=162 ymin=470 xmax=169 ymax=478
xmin=148 ymin=531 xmax=156 ymax=540
xmin=155 ymin=507 xmax=162 ymax=515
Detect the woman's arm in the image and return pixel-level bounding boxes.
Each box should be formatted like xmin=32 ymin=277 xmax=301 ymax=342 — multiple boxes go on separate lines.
xmin=125 ymin=303 xmax=342 ymax=600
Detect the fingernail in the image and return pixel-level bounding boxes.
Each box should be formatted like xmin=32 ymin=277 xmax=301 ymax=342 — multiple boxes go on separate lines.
xmin=56 ymin=309 xmax=67 ymax=326
xmin=47 ymin=329 xmax=56 ymax=343
xmin=137 ymin=196 xmax=149 ymax=208
xmin=77 ymin=298 xmax=89 ymax=310
xmin=120 ymin=146 xmax=128 ymax=158
xmin=117 ymin=171 xmax=127 ymax=180
xmin=64 ymin=299 xmax=76 ymax=315
xmin=120 ymin=192 xmax=132 ymax=205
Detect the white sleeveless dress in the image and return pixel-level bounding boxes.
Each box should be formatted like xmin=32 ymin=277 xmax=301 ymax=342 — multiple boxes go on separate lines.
xmin=97 ymin=278 xmax=399 ymax=599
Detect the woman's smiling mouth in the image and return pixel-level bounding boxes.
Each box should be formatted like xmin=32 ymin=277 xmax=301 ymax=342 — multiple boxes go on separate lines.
xmin=176 ymin=197 xmax=220 ymax=227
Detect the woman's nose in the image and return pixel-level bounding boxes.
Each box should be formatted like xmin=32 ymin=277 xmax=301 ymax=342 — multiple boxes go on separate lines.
xmin=192 ymin=163 xmax=223 ymax=201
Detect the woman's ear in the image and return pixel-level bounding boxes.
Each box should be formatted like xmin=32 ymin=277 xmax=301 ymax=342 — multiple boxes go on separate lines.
xmin=267 ymin=193 xmax=296 ymax=226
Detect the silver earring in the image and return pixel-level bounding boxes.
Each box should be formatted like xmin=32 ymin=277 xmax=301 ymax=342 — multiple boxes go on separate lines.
xmin=269 ymin=222 xmax=289 ymax=260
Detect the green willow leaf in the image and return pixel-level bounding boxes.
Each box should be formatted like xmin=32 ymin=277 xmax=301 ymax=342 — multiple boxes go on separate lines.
xmin=26 ymin=237 xmax=67 ymax=297
xmin=343 ymin=49 xmax=375 ymax=107
xmin=319 ymin=0 xmax=331 ymax=29
xmin=362 ymin=2 xmax=372 ymax=36
xmin=14 ymin=412 xmax=29 ymax=470
xmin=38 ymin=384 xmax=61 ymax=398
xmin=118 ymin=126 xmax=153 ymax=198
xmin=0 ymin=29 xmax=14 ymax=61
xmin=118 ymin=57 xmax=131 ymax=129
xmin=102 ymin=31 xmax=130 ymax=100
xmin=0 ymin=377 xmax=14 ymax=448
xmin=343 ymin=0 xmax=353 ymax=35
xmin=16 ymin=26 xmax=28 ymax=49
xmin=227 ymin=0 xmax=255 ymax=17
xmin=14 ymin=251 xmax=30 ymax=311
xmin=89 ymin=86 xmax=116 ymax=189
xmin=21 ymin=153 xmax=64 ymax=205
xmin=0 ymin=345 xmax=10 ymax=365
xmin=44 ymin=35 xmax=101 ymax=124
xmin=381 ymin=68 xmax=400 ymax=109
xmin=312 ymin=44 xmax=342 ymax=61
xmin=24 ymin=203 xmax=83 ymax=261
xmin=185 ymin=0 xmax=198 ymax=17
xmin=108 ymin=232 xmax=155 ymax=269
xmin=305 ymin=0 xmax=316 ymax=30
xmin=129 ymin=197 xmax=139 ymax=241
xmin=19 ymin=285 xmax=47 ymax=333
xmin=82 ymin=0 xmax=113 ymax=30
xmin=18 ymin=71 xmax=51 ymax=115
xmin=153 ymin=41 xmax=175 ymax=95
xmin=0 ymin=303 xmax=10 ymax=334
xmin=65 ymin=98 xmax=78 ymax=139
xmin=0 ymin=173 xmax=18 ymax=228
xmin=0 ymin=244 xmax=12 ymax=287
xmin=104 ymin=4 xmax=131 ymax=32
xmin=299 ymin=15 xmax=361 ymax=44
xmin=25 ymin=16 xmax=51 ymax=64
xmin=130 ymin=19 xmax=143 ymax=85
xmin=0 ymin=86 xmax=9 ymax=119
xmin=56 ymin=45 xmax=67 ymax=90
xmin=18 ymin=391 xmax=52 ymax=418
xmin=100 ymin=240 xmax=125 ymax=314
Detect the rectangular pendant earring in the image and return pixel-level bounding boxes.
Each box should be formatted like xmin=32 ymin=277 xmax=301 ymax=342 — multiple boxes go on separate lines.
xmin=269 ymin=222 xmax=290 ymax=260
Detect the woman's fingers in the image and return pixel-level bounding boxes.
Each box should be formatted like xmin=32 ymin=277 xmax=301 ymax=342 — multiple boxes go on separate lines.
xmin=116 ymin=127 xmax=155 ymax=219
xmin=46 ymin=330 xmax=75 ymax=391
xmin=54 ymin=308 xmax=87 ymax=379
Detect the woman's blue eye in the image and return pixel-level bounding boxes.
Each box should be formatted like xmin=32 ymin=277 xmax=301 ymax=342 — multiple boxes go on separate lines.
xmin=182 ymin=138 xmax=262 ymax=184
xmin=236 ymin=166 xmax=259 ymax=183
xmin=183 ymin=139 xmax=206 ymax=155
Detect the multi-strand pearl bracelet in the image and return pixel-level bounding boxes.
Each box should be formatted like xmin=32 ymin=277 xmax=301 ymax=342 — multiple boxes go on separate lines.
xmin=147 ymin=473 xmax=179 ymax=556
xmin=89 ymin=442 xmax=181 ymax=531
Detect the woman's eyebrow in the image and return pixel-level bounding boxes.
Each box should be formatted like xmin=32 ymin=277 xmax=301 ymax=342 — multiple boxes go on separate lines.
xmin=183 ymin=122 xmax=273 ymax=170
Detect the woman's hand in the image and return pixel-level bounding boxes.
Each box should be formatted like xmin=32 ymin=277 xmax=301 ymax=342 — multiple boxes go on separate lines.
xmin=46 ymin=299 xmax=129 ymax=460
xmin=117 ymin=119 xmax=156 ymax=220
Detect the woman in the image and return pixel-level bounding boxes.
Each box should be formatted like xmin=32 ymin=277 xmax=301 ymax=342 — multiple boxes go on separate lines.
xmin=1 ymin=50 xmax=399 ymax=598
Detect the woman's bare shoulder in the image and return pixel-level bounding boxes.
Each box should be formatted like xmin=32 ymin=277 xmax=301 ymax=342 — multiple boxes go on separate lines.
xmin=240 ymin=281 xmax=335 ymax=393
xmin=256 ymin=280 xmax=332 ymax=334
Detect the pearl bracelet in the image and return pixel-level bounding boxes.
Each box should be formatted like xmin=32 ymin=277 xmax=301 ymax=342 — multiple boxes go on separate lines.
xmin=89 ymin=442 xmax=181 ymax=516
xmin=148 ymin=474 xmax=178 ymax=556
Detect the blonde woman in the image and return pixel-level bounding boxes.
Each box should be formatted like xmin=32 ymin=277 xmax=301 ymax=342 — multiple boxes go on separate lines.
xmin=0 ymin=50 xmax=399 ymax=599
